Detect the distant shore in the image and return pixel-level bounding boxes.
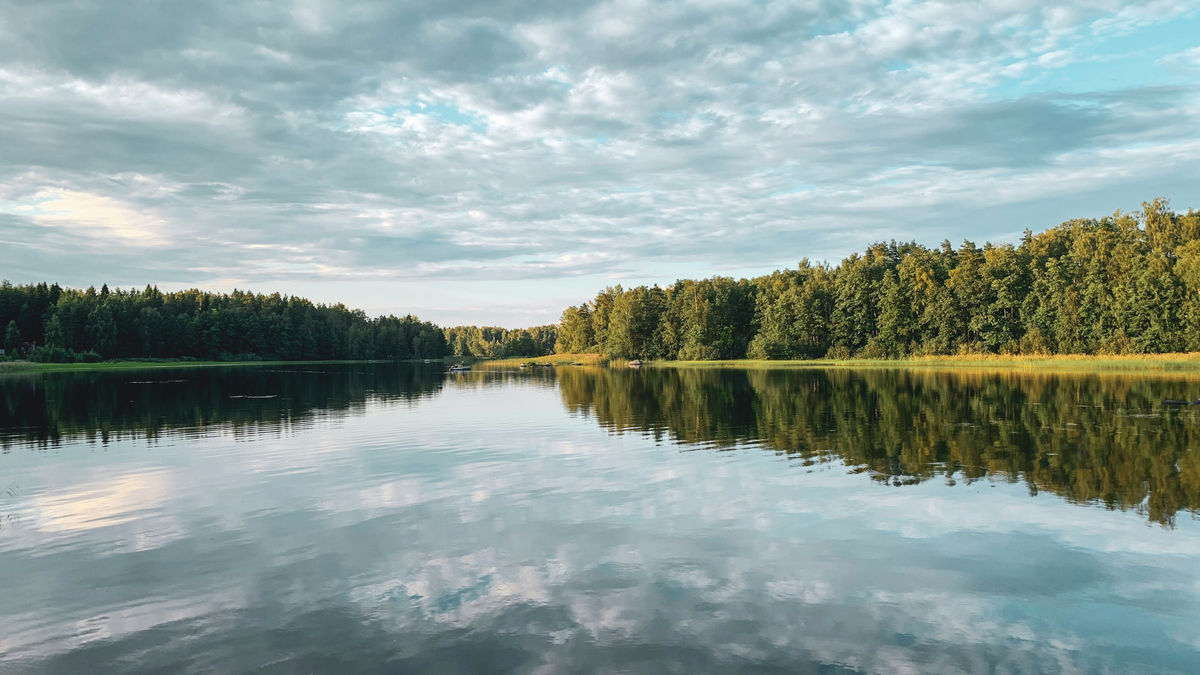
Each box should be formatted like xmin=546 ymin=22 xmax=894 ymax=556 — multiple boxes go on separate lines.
xmin=486 ymin=354 xmax=603 ymax=367
xmin=490 ymin=352 xmax=1200 ymax=374
xmin=9 ymin=352 xmax=1200 ymax=376
xmin=0 ymin=358 xmax=418 ymax=374
xmin=651 ymin=353 xmax=1200 ymax=374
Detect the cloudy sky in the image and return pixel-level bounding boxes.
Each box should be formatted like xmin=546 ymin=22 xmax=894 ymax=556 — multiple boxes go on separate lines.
xmin=1 ymin=0 xmax=1199 ymax=327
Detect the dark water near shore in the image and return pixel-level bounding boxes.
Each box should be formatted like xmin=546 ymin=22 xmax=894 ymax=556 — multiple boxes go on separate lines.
xmin=1 ymin=363 xmax=1199 ymax=673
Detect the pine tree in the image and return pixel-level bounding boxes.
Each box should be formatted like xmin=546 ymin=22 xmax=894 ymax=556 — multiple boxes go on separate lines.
xmin=3 ymin=320 xmax=20 ymax=356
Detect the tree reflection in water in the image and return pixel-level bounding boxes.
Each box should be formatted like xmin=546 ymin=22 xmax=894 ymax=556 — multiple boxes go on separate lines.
xmin=557 ymin=366 xmax=1200 ymax=527
xmin=0 ymin=364 xmax=449 ymax=449
xmin=3 ymin=363 xmax=1198 ymax=527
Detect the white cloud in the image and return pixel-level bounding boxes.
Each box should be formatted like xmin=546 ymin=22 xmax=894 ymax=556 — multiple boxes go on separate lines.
xmin=0 ymin=0 xmax=1198 ymax=324
xmin=1158 ymin=45 xmax=1200 ymax=68
xmin=5 ymin=188 xmax=169 ymax=247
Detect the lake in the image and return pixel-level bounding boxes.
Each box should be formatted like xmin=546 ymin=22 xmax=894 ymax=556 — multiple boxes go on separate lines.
xmin=1 ymin=363 xmax=1199 ymax=673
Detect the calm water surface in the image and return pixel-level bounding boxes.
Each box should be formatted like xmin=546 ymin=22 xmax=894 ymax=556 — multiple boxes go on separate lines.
xmin=1 ymin=363 xmax=1199 ymax=673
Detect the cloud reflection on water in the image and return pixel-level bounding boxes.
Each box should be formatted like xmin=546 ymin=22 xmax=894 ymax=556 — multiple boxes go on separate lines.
xmin=0 ymin=364 xmax=1199 ymax=672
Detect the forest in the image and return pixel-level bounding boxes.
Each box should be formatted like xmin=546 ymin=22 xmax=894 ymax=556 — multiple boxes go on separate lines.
xmin=0 ymin=284 xmax=450 ymax=362
xmin=443 ymin=324 xmax=557 ymax=360
xmin=0 ymin=282 xmax=558 ymax=363
xmin=556 ymin=199 xmax=1200 ymax=359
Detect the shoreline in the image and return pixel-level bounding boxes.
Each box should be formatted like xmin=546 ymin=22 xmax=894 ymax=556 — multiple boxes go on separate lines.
xmin=491 ymin=352 xmax=1200 ymax=375
xmin=649 ymin=353 xmax=1200 ymax=374
xmin=8 ymin=352 xmax=1200 ymax=376
xmin=0 ymin=358 xmax=426 ymax=374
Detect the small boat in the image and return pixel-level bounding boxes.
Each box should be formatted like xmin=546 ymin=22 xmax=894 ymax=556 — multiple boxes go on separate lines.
xmin=519 ymin=363 xmax=527 ymax=369
xmin=448 ymin=364 xmax=471 ymax=372
xmin=571 ymin=362 xmax=583 ymax=366
xmin=628 ymin=359 xmax=642 ymax=368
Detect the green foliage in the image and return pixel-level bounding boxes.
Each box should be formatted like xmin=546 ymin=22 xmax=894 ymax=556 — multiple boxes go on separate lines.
xmin=3 ymin=319 xmax=19 ymax=357
xmin=443 ymin=324 xmax=557 ymax=359
xmin=869 ymin=269 xmax=909 ymax=357
xmin=0 ymin=282 xmax=447 ymax=362
xmin=560 ymin=200 xmax=1200 ymax=360
xmin=555 ymin=305 xmax=593 ymax=354
xmin=29 ymin=346 xmax=74 ymax=363
xmin=605 ymin=286 xmax=665 ymax=359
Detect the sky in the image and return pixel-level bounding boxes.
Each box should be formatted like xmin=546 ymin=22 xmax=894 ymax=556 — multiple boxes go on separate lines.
xmin=1 ymin=0 xmax=1199 ymax=328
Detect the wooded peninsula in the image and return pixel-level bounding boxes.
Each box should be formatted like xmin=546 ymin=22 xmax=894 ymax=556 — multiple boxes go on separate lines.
xmin=3 ymin=199 xmax=1199 ymax=364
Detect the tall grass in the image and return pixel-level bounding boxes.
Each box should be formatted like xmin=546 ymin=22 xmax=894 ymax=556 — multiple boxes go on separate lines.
xmin=652 ymin=353 xmax=1200 ymax=375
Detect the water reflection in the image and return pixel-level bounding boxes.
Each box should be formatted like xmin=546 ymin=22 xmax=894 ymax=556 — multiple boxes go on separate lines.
xmin=555 ymin=367 xmax=1200 ymax=527
xmin=2 ymin=364 xmax=1200 ymax=672
xmin=0 ymin=363 xmax=448 ymax=449
xmin=3 ymin=363 xmax=1200 ymax=526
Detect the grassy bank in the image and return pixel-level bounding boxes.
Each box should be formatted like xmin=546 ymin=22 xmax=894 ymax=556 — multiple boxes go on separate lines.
xmin=649 ymin=353 xmax=1200 ymax=374
xmin=11 ymin=352 xmax=1200 ymax=376
xmin=482 ymin=352 xmax=1200 ymax=374
xmin=485 ymin=353 xmax=605 ymax=367
xmin=0 ymin=358 xmax=412 ymax=374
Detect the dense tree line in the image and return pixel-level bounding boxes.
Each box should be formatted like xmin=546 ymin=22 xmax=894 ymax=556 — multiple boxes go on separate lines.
xmin=556 ymin=200 xmax=1200 ymax=359
xmin=0 ymin=283 xmax=448 ymax=362
xmin=444 ymin=324 xmax=557 ymax=359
